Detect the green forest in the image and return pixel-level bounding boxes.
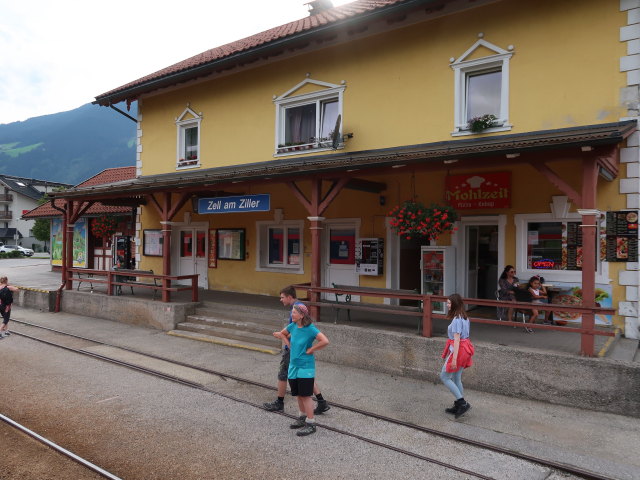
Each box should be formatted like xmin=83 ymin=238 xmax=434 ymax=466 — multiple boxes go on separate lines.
xmin=0 ymin=103 xmax=136 ymax=185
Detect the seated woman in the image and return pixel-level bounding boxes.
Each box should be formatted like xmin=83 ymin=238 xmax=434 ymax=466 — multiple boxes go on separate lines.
xmin=497 ymin=265 xmax=519 ymax=321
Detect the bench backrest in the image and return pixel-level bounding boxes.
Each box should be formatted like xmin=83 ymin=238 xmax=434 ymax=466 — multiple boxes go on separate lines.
xmin=513 ymin=287 xmax=533 ymax=303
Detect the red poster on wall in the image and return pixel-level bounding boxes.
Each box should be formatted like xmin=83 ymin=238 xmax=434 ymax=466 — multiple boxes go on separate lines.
xmin=208 ymin=229 xmax=217 ymax=268
xmin=445 ymin=172 xmax=511 ymax=209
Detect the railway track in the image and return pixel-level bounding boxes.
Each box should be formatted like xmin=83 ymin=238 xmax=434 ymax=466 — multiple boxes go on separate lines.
xmin=0 ymin=413 xmax=121 ymax=479
xmin=9 ymin=318 xmax=619 ymax=480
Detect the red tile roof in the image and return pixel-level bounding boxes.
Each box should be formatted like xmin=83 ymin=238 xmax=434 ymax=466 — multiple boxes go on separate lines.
xmin=22 ymin=167 xmax=137 ymax=219
xmin=95 ymin=0 xmax=407 ymax=104
xmin=77 ymin=166 xmax=136 ymax=188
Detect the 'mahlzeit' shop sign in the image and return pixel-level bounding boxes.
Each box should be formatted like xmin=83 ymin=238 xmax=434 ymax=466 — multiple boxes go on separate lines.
xmin=198 ymin=194 xmax=270 ymax=214
xmin=445 ymin=172 xmax=511 ymax=209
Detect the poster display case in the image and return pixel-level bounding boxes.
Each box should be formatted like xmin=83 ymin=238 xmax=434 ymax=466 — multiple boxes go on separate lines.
xmin=420 ymin=246 xmax=456 ymax=314
xmin=355 ymin=238 xmax=384 ymax=275
xmin=605 ymin=210 xmax=638 ymax=262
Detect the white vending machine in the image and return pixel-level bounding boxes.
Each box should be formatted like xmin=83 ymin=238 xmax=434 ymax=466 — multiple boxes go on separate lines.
xmin=420 ymin=246 xmax=456 ymax=314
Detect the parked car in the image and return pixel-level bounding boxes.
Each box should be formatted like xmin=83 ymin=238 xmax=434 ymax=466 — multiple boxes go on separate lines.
xmin=0 ymin=245 xmax=34 ymax=256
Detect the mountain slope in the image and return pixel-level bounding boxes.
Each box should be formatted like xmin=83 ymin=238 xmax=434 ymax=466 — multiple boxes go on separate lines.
xmin=0 ymin=103 xmax=137 ymax=185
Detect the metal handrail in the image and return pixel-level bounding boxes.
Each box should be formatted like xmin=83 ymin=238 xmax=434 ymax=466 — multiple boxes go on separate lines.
xmin=67 ymin=267 xmax=199 ymax=303
xmin=294 ymin=284 xmax=615 ymax=356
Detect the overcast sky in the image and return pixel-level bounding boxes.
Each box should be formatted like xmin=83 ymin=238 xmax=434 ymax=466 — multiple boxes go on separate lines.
xmin=0 ymin=0 xmax=351 ymax=125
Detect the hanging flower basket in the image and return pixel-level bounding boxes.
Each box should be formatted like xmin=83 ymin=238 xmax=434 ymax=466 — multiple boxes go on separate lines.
xmin=388 ymin=200 xmax=459 ymax=241
xmin=91 ymin=215 xmax=118 ymax=239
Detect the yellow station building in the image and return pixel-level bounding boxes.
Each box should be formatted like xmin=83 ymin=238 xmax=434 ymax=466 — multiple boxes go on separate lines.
xmin=60 ymin=0 xmax=638 ymax=340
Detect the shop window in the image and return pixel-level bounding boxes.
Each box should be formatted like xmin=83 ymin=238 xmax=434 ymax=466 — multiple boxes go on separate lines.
xmin=274 ymin=78 xmax=345 ymax=155
xmin=180 ymin=231 xmax=193 ymax=258
xmin=515 ymin=214 xmax=608 ymax=283
xmin=450 ymin=37 xmax=513 ymax=135
xmin=329 ymin=228 xmax=355 ymax=265
xmin=176 ymin=106 xmax=202 ymax=169
xmin=257 ymin=221 xmax=304 ymax=273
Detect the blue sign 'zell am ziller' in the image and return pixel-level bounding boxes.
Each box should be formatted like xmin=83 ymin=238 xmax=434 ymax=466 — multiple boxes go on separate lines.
xmin=198 ymin=194 xmax=270 ymax=214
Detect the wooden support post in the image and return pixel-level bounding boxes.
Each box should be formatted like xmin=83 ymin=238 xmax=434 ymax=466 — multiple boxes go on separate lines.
xmin=61 ymin=206 xmax=69 ymax=290
xmin=161 ymin=222 xmax=172 ymax=303
xmin=422 ymin=296 xmax=432 ymax=337
xmin=579 ymin=157 xmax=598 ymax=357
xmin=65 ymin=218 xmax=75 ymax=290
xmin=308 ymin=216 xmax=324 ymax=320
xmin=161 ymin=192 xmax=172 ymax=303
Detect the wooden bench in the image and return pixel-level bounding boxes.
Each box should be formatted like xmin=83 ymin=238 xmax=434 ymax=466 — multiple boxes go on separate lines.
xmin=76 ymin=271 xmax=94 ymax=291
xmin=330 ymin=284 xmax=422 ymax=330
xmin=113 ymin=269 xmax=158 ymax=297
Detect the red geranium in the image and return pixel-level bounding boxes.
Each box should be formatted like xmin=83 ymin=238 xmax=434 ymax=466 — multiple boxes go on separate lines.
xmin=91 ymin=215 xmax=118 ymax=239
xmin=388 ymin=200 xmax=458 ymax=241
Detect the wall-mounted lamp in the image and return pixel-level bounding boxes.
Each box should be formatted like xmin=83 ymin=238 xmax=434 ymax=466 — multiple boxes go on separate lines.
xmin=379 ymin=196 xmax=386 ymax=206
xmin=443 ymin=159 xmax=459 ymax=164
xmin=506 ymin=153 xmax=520 ymax=159
xmin=391 ymin=164 xmax=406 ymax=169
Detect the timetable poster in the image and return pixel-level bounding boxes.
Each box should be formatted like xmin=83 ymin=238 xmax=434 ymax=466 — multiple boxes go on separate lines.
xmin=605 ymin=211 xmax=638 ymax=262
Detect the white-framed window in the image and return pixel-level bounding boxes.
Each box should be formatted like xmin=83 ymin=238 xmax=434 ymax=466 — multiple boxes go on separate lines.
xmin=256 ymin=220 xmax=304 ymax=273
xmin=514 ymin=213 xmax=609 ymax=284
xmin=175 ymin=106 xmax=202 ymax=169
xmin=274 ymin=78 xmax=345 ymax=155
xmin=450 ymin=37 xmax=513 ymax=136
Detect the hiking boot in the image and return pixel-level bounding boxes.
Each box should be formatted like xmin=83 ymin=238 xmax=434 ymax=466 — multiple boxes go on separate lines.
xmin=290 ymin=415 xmax=307 ymax=429
xmin=3 ymin=331 xmax=9 ymax=336
xmin=263 ymin=400 xmax=284 ymax=412
xmin=455 ymin=401 xmax=471 ymax=419
xmin=296 ymin=423 xmax=317 ymax=436
xmin=314 ymin=399 xmax=330 ymax=415
xmin=445 ymin=403 xmax=457 ymax=414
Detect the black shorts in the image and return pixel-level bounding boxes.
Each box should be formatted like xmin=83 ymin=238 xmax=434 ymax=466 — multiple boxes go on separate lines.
xmin=277 ymin=349 xmax=290 ymax=381
xmin=288 ymin=377 xmax=314 ymax=397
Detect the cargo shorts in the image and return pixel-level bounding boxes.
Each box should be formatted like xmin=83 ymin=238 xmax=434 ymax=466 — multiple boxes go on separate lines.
xmin=277 ymin=348 xmax=290 ymax=381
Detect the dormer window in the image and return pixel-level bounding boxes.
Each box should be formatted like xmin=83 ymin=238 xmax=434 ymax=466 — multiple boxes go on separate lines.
xmin=450 ymin=36 xmax=513 ymax=136
xmin=176 ymin=106 xmax=202 ymax=169
xmin=274 ymin=77 xmax=345 ymax=155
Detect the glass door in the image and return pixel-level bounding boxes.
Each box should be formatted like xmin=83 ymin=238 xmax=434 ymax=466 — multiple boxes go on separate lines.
xmin=176 ymin=227 xmax=208 ymax=288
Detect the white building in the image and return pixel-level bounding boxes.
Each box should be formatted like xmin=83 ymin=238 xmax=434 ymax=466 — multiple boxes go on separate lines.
xmin=0 ymin=175 xmax=71 ymax=251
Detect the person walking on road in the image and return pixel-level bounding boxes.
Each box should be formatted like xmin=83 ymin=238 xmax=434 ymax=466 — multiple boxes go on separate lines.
xmin=263 ymin=286 xmax=330 ymax=414
xmin=273 ymin=303 xmax=329 ymax=436
xmin=440 ymin=293 xmax=474 ymax=419
xmin=0 ymin=276 xmax=19 ymax=338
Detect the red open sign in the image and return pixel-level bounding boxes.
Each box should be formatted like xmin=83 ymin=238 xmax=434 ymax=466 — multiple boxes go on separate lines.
xmin=533 ymin=259 xmax=555 ymax=269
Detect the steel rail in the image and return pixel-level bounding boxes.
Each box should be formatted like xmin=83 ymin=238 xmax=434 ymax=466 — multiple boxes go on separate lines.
xmin=12 ymin=319 xmax=617 ymax=480
xmin=0 ymin=413 xmax=122 ymax=480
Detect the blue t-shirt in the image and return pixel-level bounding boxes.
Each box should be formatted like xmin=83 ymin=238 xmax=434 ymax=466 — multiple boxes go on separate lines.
xmin=447 ymin=315 xmax=470 ymax=352
xmin=286 ymin=322 xmax=320 ymax=379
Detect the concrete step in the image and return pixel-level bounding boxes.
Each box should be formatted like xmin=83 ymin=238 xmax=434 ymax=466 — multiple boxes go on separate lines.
xmin=194 ymin=301 xmax=286 ymax=326
xmin=607 ymin=337 xmax=639 ymax=362
xmin=185 ymin=314 xmax=279 ymax=335
xmin=166 ymin=330 xmax=280 ymax=355
xmin=174 ymin=321 xmax=282 ymax=349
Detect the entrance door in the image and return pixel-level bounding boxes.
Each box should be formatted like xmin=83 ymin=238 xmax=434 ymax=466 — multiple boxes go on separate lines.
xmin=466 ymin=226 xmax=480 ymax=304
xmin=465 ymin=224 xmax=499 ymax=301
xmin=323 ymin=221 xmax=359 ymax=300
xmin=175 ymin=227 xmax=208 ymax=288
